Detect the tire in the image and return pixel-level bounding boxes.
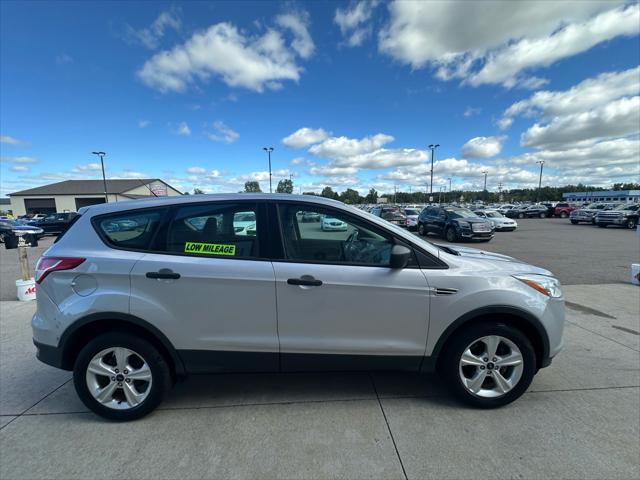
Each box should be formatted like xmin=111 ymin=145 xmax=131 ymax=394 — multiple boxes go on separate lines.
xmin=560 ymin=212 xmax=568 ymax=218
xmin=439 ymin=322 xmax=536 ymax=408
xmin=445 ymin=227 xmax=457 ymax=242
xmin=597 ymin=224 xmax=607 ymax=228
xmin=73 ymin=332 xmax=172 ymax=421
xmin=518 ymin=213 xmax=524 ymax=219
xmin=539 ymin=213 xmax=546 ymax=218
xmin=570 ymin=220 xmax=578 ymax=224
xmin=627 ymin=218 xmax=637 ymax=230
xmin=418 ymin=223 xmax=426 ymax=236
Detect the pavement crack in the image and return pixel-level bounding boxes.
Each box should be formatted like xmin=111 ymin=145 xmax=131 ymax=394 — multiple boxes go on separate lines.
xmin=611 ymin=325 xmax=640 ymax=336
xmin=566 ymin=320 xmax=640 ymax=352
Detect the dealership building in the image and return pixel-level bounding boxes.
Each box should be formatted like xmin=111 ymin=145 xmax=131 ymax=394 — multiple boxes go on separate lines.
xmin=562 ymin=190 xmax=640 ymax=204
xmin=8 ymin=179 xmax=182 ymax=216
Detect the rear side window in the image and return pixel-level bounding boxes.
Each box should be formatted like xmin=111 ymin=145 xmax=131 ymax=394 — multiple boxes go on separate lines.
xmin=165 ymin=202 xmax=260 ymax=258
xmin=95 ymin=208 xmax=165 ymax=250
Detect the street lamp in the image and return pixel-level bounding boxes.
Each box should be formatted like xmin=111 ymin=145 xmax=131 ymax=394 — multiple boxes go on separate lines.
xmin=482 ymin=170 xmax=488 ymax=203
xmin=91 ymin=151 xmax=108 ymax=203
xmin=263 ymin=147 xmax=274 ymax=193
xmin=536 ymin=160 xmax=545 ymax=203
xmin=428 ymin=144 xmax=440 ymax=198
xmin=446 ymin=177 xmax=452 ymax=204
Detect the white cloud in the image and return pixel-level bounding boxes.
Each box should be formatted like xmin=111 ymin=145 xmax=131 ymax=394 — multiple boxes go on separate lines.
xmin=137 ymin=12 xmax=313 ymax=93
xmin=73 ymin=163 xmax=102 ymax=172
xmin=206 ymin=121 xmax=239 ymax=144
xmin=463 ymin=106 xmax=481 ymax=118
xmin=0 ymin=135 xmax=26 ymax=146
xmin=379 ymin=1 xmax=637 ymax=88
xmin=126 ymin=8 xmax=181 ymax=49
xmin=521 ymin=96 xmax=640 ymax=149
xmin=175 ymin=121 xmax=191 ymax=136
xmin=461 ymin=136 xmax=505 ymax=158
xmin=282 ymin=127 xmax=330 ymax=148
xmin=308 ymin=133 xmax=394 ymax=159
xmin=276 ymin=11 xmax=315 ymax=58
xmin=186 ymin=166 xmax=207 ymax=174
xmin=138 ymin=120 xmax=151 ymax=128
xmin=331 ymin=147 xmax=426 ymax=169
xmin=10 ymin=165 xmax=29 ymax=172
xmin=289 ymin=157 xmax=306 ymax=165
xmin=501 ymin=66 xmax=640 ymax=128
xmin=0 ymin=156 xmax=37 ymax=164
xmin=335 ymin=1 xmax=379 ymax=47
xmin=55 ymin=53 xmax=73 ymax=65
xmin=309 ymin=165 xmax=359 ymax=177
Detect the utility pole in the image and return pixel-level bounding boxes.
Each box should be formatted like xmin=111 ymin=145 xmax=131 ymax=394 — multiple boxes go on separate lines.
xmin=482 ymin=170 xmax=488 ymax=203
xmin=394 ymin=185 xmax=397 ymax=204
xmin=263 ymin=147 xmax=274 ymax=193
xmin=536 ymin=160 xmax=545 ymax=203
xmin=428 ymin=144 xmax=440 ymax=197
xmin=91 ymin=151 xmax=108 ymax=203
xmin=446 ymin=177 xmax=452 ymax=204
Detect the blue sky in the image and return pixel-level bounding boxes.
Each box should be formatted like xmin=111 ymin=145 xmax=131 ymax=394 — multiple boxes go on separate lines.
xmin=1 ymin=1 xmax=639 ymax=196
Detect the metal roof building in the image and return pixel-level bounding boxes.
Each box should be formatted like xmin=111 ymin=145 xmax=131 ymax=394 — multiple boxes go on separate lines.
xmin=7 ymin=179 xmax=182 ymax=215
xmin=562 ymin=190 xmax=640 ymax=203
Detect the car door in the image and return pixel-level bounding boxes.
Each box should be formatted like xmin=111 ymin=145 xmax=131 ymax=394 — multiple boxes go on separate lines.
xmin=272 ymin=202 xmax=431 ymax=371
xmin=129 ymin=201 xmax=279 ymax=372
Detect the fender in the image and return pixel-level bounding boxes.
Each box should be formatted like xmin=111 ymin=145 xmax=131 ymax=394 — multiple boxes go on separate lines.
xmin=422 ymin=305 xmax=550 ymax=372
xmin=59 ymin=312 xmax=186 ymax=376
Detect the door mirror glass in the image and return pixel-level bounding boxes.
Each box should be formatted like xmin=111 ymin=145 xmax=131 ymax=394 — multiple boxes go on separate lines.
xmin=390 ymin=244 xmax=411 ymax=269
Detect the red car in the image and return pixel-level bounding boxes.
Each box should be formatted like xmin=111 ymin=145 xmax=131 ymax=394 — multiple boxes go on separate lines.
xmin=554 ymin=202 xmax=577 ymax=218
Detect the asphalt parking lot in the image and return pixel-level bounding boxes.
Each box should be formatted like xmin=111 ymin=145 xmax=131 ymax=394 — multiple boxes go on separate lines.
xmin=0 ymin=218 xmax=639 ymax=479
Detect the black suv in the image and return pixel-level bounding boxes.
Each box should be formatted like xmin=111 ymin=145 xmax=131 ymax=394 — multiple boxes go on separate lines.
xmin=417 ymin=206 xmax=494 ymax=242
xmin=505 ymin=205 xmax=549 ymax=219
xmin=32 ymin=212 xmax=78 ymax=235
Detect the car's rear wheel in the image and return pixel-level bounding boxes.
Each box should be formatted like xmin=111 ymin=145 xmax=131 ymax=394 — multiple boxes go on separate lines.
xmin=73 ymin=333 xmax=172 ymax=421
xmin=627 ymin=218 xmax=637 ymax=229
xmin=539 ymin=213 xmax=546 ymax=218
xmin=570 ymin=220 xmax=578 ymax=224
xmin=418 ymin=223 xmax=426 ymax=236
xmin=445 ymin=227 xmax=457 ymax=242
xmin=440 ymin=322 xmax=536 ymax=408
xmin=560 ymin=212 xmax=568 ymax=218
xmin=598 ymin=224 xmax=607 ymax=228
xmin=518 ymin=213 xmax=524 ymax=219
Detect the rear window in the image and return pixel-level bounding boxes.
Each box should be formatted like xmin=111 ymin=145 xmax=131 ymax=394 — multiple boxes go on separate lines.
xmin=95 ymin=208 xmax=165 ymax=250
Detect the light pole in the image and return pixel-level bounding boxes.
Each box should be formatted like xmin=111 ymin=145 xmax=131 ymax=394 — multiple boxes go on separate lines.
xmin=536 ymin=160 xmax=545 ymax=203
xmin=482 ymin=170 xmax=488 ymax=203
xmin=92 ymin=151 xmax=108 ymax=203
xmin=263 ymin=147 xmax=274 ymax=193
xmin=428 ymin=144 xmax=440 ymax=198
xmin=446 ymin=177 xmax=452 ymax=204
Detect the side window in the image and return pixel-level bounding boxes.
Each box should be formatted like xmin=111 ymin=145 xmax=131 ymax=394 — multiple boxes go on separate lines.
xmin=166 ymin=203 xmax=259 ymax=258
xmin=95 ymin=208 xmax=165 ymax=250
xmin=278 ymin=204 xmax=393 ymax=266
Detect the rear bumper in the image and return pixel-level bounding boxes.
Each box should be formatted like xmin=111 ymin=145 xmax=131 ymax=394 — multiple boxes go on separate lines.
xmin=33 ymin=340 xmax=69 ymax=370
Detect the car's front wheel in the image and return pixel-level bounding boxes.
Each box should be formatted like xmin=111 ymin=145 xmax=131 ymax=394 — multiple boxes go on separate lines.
xmin=445 ymin=227 xmax=457 ymax=242
xmin=73 ymin=333 xmax=172 ymax=421
xmin=570 ymin=220 xmax=578 ymax=224
xmin=518 ymin=213 xmax=524 ymax=219
xmin=440 ymin=322 xmax=536 ymax=408
xmin=626 ymin=218 xmax=637 ymax=229
xmin=539 ymin=212 xmax=546 ymax=218
xmin=560 ymin=212 xmax=568 ymax=218
xmin=417 ymin=223 xmax=426 ymax=236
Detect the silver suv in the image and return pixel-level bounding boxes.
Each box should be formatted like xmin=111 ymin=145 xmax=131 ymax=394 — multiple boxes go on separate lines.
xmin=32 ymin=194 xmax=565 ymax=420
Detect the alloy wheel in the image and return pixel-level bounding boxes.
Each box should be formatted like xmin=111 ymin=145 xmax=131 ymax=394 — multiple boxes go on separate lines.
xmin=458 ymin=335 xmax=524 ymax=398
xmin=85 ymin=347 xmax=153 ymax=410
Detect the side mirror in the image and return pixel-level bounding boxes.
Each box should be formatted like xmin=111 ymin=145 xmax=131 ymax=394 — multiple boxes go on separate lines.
xmin=390 ymin=244 xmax=411 ymax=269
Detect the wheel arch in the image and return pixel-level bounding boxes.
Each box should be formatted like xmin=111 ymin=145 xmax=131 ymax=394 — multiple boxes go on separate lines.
xmin=58 ymin=312 xmax=186 ymax=377
xmin=426 ymin=306 xmax=550 ymax=372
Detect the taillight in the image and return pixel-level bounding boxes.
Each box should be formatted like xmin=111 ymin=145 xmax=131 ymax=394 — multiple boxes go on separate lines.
xmin=35 ymin=257 xmax=85 ymax=284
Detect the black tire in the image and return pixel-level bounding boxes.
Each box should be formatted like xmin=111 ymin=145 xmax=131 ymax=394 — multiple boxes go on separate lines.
xmin=570 ymin=220 xmax=578 ymax=224
xmin=539 ymin=213 xmax=546 ymax=218
xmin=627 ymin=218 xmax=637 ymax=230
xmin=560 ymin=212 xmax=568 ymax=218
xmin=73 ymin=332 xmax=172 ymax=421
xmin=518 ymin=213 xmax=524 ymax=219
xmin=439 ymin=322 xmax=536 ymax=408
xmin=418 ymin=223 xmax=426 ymax=236
xmin=445 ymin=227 xmax=457 ymax=242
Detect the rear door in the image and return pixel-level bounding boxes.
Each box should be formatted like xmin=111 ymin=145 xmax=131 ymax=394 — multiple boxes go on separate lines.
xmin=272 ymin=201 xmax=430 ymax=371
xmin=129 ymin=201 xmax=278 ymax=372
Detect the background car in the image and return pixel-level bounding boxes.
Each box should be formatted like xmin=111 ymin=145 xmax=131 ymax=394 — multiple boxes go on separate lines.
xmin=569 ymin=203 xmax=617 ymax=224
xmin=370 ymin=205 xmax=407 ymax=227
xmin=0 ymin=219 xmax=44 ymax=246
xmin=505 ymin=205 xmax=549 ymax=219
xmin=553 ymin=203 xmax=577 ymax=218
xmin=403 ymin=208 xmax=421 ymax=230
xmin=31 ymin=212 xmax=78 ymax=235
xmin=417 ymin=206 xmax=494 ymax=242
xmin=475 ymin=210 xmax=518 ymax=231
xmin=595 ymin=204 xmax=639 ymax=229
xmin=321 ymin=216 xmax=348 ymax=231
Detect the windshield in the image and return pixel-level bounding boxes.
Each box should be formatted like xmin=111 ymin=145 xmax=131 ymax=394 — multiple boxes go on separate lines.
xmin=404 ymin=209 xmax=420 ymax=216
xmin=447 ymin=208 xmax=477 ymax=219
xmin=615 ymin=204 xmax=637 ymax=211
xmin=485 ymin=211 xmax=503 ymax=218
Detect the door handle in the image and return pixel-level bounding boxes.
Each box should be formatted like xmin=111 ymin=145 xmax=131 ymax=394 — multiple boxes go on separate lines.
xmin=146 ymin=269 xmax=180 ymax=280
xmin=287 ymin=276 xmax=322 ymax=287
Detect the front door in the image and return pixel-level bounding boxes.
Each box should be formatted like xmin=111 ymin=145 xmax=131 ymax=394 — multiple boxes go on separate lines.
xmin=272 ymin=202 xmax=430 ymax=371
xmin=129 ymin=201 xmax=278 ymax=372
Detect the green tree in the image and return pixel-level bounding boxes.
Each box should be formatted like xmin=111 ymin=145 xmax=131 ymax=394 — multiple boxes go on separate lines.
xmin=339 ymin=188 xmax=362 ymax=204
xmin=365 ymin=188 xmax=378 ymax=203
xmin=193 ymin=188 xmax=205 ymax=195
xmin=276 ymin=178 xmax=294 ymax=193
xmin=244 ymin=181 xmax=262 ymax=193
xmin=321 ymin=186 xmax=338 ymax=199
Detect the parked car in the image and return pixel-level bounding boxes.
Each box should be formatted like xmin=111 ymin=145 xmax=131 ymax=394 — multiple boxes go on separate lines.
xmin=370 ymin=205 xmax=407 ymax=227
xmin=553 ymin=203 xmax=577 ymax=218
xmin=417 ymin=206 xmax=494 ymax=242
xmin=32 ymin=212 xmax=78 ymax=235
xmin=475 ymin=210 xmax=518 ymax=231
xmin=595 ymin=204 xmax=639 ymax=229
xmin=300 ymin=211 xmax=321 ymax=222
xmin=32 ymin=194 xmax=564 ymax=420
xmin=496 ymin=204 xmax=516 ymax=215
xmin=569 ymin=203 xmax=616 ymax=224
xmin=404 ymin=208 xmax=421 ymax=230
xmin=321 ymin=216 xmax=348 ymax=231
xmin=0 ymin=219 xmax=44 ymax=247
xmin=505 ymin=205 xmax=549 ymax=219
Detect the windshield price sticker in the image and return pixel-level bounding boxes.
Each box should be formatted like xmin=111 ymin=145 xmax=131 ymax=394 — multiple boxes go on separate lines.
xmin=184 ymin=242 xmax=236 ymax=256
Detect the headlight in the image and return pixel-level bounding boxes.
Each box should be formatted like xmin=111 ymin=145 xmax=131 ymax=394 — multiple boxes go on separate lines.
xmin=513 ymin=274 xmax=562 ymax=298
xmin=457 ymin=221 xmax=470 ymax=228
